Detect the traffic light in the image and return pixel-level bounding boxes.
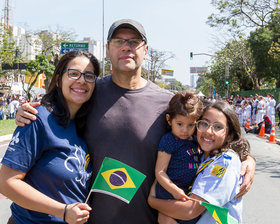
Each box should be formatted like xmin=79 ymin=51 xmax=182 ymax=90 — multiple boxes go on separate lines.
xmin=190 ymin=52 xmax=193 ymax=60
xmin=225 ymin=76 xmax=229 ymax=85
xmin=15 ymin=49 xmax=19 ymax=57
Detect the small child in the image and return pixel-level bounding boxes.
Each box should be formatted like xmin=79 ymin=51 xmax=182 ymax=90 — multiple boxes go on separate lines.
xmin=155 ymin=92 xmax=203 ymax=224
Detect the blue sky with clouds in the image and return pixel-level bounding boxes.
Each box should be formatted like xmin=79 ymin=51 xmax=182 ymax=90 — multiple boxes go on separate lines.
xmin=8 ymin=0 xmax=217 ymax=85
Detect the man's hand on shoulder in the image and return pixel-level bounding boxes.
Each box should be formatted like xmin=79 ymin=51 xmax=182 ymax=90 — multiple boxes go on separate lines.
xmin=15 ymin=102 xmax=40 ymax=127
xmin=236 ymin=155 xmax=256 ymax=199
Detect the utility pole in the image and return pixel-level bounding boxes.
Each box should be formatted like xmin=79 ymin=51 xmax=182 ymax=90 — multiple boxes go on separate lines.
xmin=225 ymin=62 xmax=229 ymax=98
xmin=102 ymin=0 xmax=105 ymax=77
xmin=190 ymin=52 xmax=230 ymax=98
xmin=4 ymin=0 xmax=11 ymax=29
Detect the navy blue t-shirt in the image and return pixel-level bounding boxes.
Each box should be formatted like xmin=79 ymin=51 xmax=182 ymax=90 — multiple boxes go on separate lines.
xmin=156 ymin=132 xmax=199 ymax=199
xmin=1 ymin=106 xmax=92 ymax=223
xmin=156 ymin=132 xmax=200 ymax=224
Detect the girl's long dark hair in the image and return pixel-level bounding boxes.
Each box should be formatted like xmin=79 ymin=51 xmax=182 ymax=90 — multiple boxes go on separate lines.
xmin=41 ymin=50 xmax=100 ymax=137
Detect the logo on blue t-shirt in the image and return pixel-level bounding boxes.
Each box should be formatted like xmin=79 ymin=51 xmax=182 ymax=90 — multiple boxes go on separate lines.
xmin=64 ymin=144 xmax=92 ymax=186
xmin=10 ymin=132 xmax=20 ymax=146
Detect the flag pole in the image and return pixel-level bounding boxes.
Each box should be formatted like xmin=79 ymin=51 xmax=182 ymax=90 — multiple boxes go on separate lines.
xmin=85 ymin=191 xmax=92 ymax=204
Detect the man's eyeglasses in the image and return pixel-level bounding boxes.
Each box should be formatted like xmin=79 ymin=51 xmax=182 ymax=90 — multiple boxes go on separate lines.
xmin=196 ymin=120 xmax=227 ymax=135
xmin=110 ymin=38 xmax=145 ymax=48
xmin=64 ymin=69 xmax=97 ymax=83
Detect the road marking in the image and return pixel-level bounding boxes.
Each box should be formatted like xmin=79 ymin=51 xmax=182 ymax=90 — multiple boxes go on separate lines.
xmin=0 ymin=143 xmax=9 ymax=148
xmin=0 ymin=193 xmax=6 ymax=200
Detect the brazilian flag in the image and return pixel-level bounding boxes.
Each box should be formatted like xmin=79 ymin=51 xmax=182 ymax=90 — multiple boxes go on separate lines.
xmin=90 ymin=157 xmax=146 ymax=204
xmin=200 ymin=201 xmax=238 ymax=224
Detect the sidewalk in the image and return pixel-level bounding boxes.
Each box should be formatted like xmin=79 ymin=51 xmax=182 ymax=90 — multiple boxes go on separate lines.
xmin=0 ymin=134 xmax=12 ymax=143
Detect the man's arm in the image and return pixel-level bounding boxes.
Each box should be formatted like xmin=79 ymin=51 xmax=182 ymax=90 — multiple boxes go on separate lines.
xmin=15 ymin=102 xmax=40 ymax=127
xmin=235 ymin=155 xmax=256 ymax=199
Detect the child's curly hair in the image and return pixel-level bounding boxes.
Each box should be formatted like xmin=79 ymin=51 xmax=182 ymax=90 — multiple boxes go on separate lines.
xmin=166 ymin=92 xmax=203 ymax=121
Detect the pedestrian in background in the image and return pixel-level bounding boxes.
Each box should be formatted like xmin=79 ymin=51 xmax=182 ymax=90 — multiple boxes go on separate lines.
xmin=266 ymin=94 xmax=276 ymax=124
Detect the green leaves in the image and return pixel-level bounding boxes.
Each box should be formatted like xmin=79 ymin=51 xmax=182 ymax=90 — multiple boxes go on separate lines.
xmin=26 ymin=54 xmax=55 ymax=77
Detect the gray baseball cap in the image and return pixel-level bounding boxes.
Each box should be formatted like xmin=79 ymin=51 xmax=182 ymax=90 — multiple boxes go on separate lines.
xmin=107 ymin=19 xmax=147 ymax=43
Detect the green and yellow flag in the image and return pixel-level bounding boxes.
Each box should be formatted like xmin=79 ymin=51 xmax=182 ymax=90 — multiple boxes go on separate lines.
xmin=200 ymin=201 xmax=238 ymax=224
xmin=88 ymin=157 xmax=146 ymax=204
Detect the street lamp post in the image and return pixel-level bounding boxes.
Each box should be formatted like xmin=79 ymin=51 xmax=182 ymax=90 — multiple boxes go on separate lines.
xmin=102 ymin=0 xmax=105 ymax=77
xmin=190 ymin=52 xmax=230 ymax=97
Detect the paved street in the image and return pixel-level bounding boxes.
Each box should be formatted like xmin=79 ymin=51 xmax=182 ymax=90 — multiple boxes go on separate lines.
xmin=0 ymin=132 xmax=280 ymax=223
xmin=242 ymin=132 xmax=280 ymax=224
xmin=0 ymin=140 xmax=12 ymax=224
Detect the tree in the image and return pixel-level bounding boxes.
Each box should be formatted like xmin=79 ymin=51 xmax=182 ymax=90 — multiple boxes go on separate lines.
xmin=144 ymin=48 xmax=175 ymax=82
xmin=0 ymin=26 xmax=16 ymax=65
xmin=167 ymin=81 xmax=186 ymax=92
xmin=202 ymin=38 xmax=257 ymax=94
xmin=24 ymin=54 xmax=55 ymax=100
xmin=225 ymin=39 xmax=259 ymax=89
xmin=0 ymin=24 xmax=21 ymax=93
xmin=103 ymin=58 xmax=112 ymax=76
xmin=248 ymin=27 xmax=276 ymax=83
xmin=24 ymin=27 xmax=76 ymax=64
xmin=207 ymin=0 xmax=279 ymax=31
xmin=248 ymin=7 xmax=280 ymax=87
xmin=196 ymin=75 xmax=215 ymax=97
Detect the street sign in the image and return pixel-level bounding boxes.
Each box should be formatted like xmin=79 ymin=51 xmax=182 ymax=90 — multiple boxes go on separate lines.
xmin=61 ymin=42 xmax=89 ymax=49
xmin=2 ymin=63 xmax=27 ymax=70
xmin=60 ymin=42 xmax=89 ymax=54
xmin=60 ymin=48 xmax=71 ymax=54
xmin=190 ymin=67 xmax=208 ymax=74
xmin=165 ymin=78 xmax=176 ymax=83
xmin=162 ymin=69 xmax=174 ymax=76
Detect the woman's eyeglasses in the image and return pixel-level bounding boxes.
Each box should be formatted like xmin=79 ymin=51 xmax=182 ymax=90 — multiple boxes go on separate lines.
xmin=196 ymin=120 xmax=227 ymax=135
xmin=64 ymin=69 xmax=97 ymax=83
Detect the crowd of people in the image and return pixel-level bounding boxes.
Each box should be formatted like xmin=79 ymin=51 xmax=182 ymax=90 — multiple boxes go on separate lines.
xmin=201 ymin=94 xmax=279 ymax=134
xmin=206 ymin=94 xmax=277 ymax=122
xmin=0 ymin=94 xmax=43 ymax=120
xmin=227 ymin=94 xmax=277 ymax=127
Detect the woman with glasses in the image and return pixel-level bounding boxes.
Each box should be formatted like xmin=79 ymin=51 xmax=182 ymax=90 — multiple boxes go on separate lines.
xmin=149 ymin=101 xmax=250 ymax=224
xmin=0 ymin=50 xmax=99 ymax=224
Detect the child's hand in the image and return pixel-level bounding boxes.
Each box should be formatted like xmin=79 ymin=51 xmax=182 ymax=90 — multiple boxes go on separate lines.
xmin=172 ymin=188 xmax=189 ymax=201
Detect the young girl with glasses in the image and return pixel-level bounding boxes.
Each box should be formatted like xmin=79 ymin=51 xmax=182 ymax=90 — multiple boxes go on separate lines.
xmin=149 ymin=101 xmax=250 ymax=224
xmin=154 ymin=92 xmax=203 ymax=224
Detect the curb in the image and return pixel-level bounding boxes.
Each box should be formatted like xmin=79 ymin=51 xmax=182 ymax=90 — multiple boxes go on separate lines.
xmin=0 ymin=134 xmax=12 ymax=143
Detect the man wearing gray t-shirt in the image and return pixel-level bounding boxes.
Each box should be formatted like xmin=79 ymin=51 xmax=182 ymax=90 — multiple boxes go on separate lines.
xmin=85 ymin=19 xmax=173 ymax=223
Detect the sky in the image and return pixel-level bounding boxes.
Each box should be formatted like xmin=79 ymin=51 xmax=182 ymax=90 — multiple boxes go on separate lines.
xmin=5 ymin=0 xmax=218 ymax=85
